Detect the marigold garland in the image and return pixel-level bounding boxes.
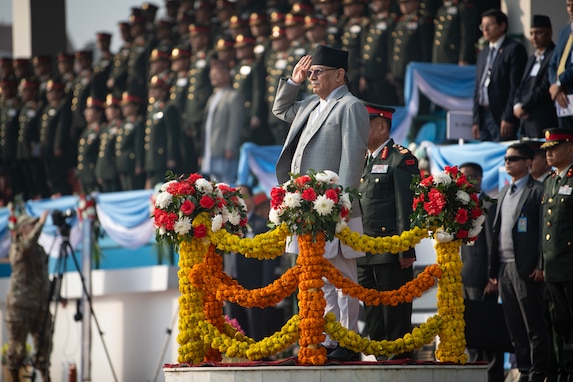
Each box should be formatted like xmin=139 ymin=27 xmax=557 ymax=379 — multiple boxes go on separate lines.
xmin=209 ymin=223 xmax=289 ymax=259
xmin=336 ymin=225 xmax=428 ymax=254
xmin=434 ymin=240 xmax=467 ymax=363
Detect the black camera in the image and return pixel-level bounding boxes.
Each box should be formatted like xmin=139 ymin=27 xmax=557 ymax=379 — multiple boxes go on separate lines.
xmin=52 ymin=208 xmax=76 ymax=228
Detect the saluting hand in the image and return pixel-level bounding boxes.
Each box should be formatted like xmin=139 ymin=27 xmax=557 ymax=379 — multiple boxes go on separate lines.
xmin=292 ymin=55 xmax=312 ymax=85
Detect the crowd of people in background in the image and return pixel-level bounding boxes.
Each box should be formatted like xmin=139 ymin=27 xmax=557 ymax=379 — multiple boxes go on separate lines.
xmin=0 ymin=0 xmax=503 ymax=205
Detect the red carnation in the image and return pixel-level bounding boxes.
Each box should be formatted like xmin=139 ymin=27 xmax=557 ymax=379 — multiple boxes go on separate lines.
xmin=470 ymin=193 xmax=479 ymax=204
xmin=194 ymin=224 xmax=207 ymax=238
xmin=301 ymin=188 xmax=317 ymax=201
xmin=325 ymin=188 xmax=339 ymax=203
xmin=187 ymin=173 xmax=203 ymax=184
xmin=180 ymin=200 xmax=196 ymax=215
xmin=423 ymin=189 xmax=447 ymax=216
xmin=420 ymin=175 xmax=433 ymax=187
xmin=470 ymin=208 xmax=482 ymax=218
xmin=455 ymin=208 xmax=469 ymax=224
xmin=270 ymin=187 xmax=286 ymax=209
xmin=199 ymin=195 xmax=216 ymax=209
xmin=295 ymin=175 xmax=311 ymax=187
xmin=456 ymin=229 xmax=468 ymax=239
xmin=445 ymin=166 xmax=458 ymax=176
xmin=340 ymin=206 xmax=349 ymax=218
xmin=218 ymin=184 xmax=233 ymax=193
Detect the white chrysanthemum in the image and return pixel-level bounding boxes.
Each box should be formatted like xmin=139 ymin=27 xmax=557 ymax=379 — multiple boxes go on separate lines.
xmin=195 ymin=178 xmax=213 ymax=192
xmin=435 ymin=230 xmax=454 ymax=242
xmin=269 ymin=208 xmax=281 ymax=225
xmin=341 ymin=193 xmax=352 ymax=210
xmin=220 ymin=208 xmax=231 ymax=223
xmin=335 ymin=219 xmax=347 ymax=233
xmin=432 ymin=172 xmax=452 ymax=186
xmin=472 ymin=214 xmax=486 ymax=227
xmin=238 ymin=197 xmax=247 ymax=212
xmin=456 ymin=190 xmax=470 ymax=204
xmin=160 ymin=180 xmax=177 ymax=191
xmin=313 ymin=195 xmax=335 ymax=216
xmin=155 ymin=192 xmax=173 ymax=208
xmin=315 ymin=170 xmax=339 ymax=184
xmin=174 ymin=217 xmax=192 ymax=235
xmin=284 ymin=192 xmax=302 ymax=208
xmin=228 ymin=210 xmax=241 ymax=226
xmin=212 ymin=214 xmax=224 ymax=232
xmin=158 ymin=226 xmax=167 ymax=235
xmin=468 ymin=225 xmax=483 ymax=238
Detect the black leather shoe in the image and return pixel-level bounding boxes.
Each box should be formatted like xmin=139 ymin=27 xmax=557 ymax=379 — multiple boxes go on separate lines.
xmin=327 ymin=346 xmax=361 ymax=362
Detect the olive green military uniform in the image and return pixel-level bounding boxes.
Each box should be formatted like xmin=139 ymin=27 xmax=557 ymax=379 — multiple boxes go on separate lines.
xmin=70 ymin=69 xmax=93 ymax=143
xmin=127 ymin=35 xmax=156 ymax=101
xmin=357 ymin=140 xmax=419 ymax=355
xmin=361 ymin=12 xmax=399 ymax=105
xmin=92 ymin=51 xmax=114 ymax=101
xmin=39 ymin=97 xmax=71 ymax=195
xmin=265 ymin=50 xmax=291 ymax=145
xmin=95 ymin=119 xmax=121 ymax=192
xmin=432 ymin=0 xmax=479 ymax=64
xmin=144 ymin=100 xmax=181 ymax=187
xmin=109 ymin=40 xmax=132 ymax=94
xmin=0 ymin=95 xmax=21 ymax=196
xmin=76 ymin=122 xmax=101 ymax=194
xmin=341 ymin=16 xmax=370 ymax=96
xmin=115 ymin=115 xmax=145 ymax=191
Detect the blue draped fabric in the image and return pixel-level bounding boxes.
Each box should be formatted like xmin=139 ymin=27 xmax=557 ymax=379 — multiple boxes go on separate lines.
xmin=96 ymin=189 xmax=154 ymax=228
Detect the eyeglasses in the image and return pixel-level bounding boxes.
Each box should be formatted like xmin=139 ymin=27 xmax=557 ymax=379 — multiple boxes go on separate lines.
xmin=479 ymin=23 xmax=496 ymax=31
xmin=504 ymin=155 xmax=526 ymax=162
xmin=307 ymin=68 xmax=338 ymax=77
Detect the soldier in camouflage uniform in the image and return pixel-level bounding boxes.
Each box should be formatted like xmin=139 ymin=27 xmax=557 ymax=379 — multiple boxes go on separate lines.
xmin=95 ymin=94 xmax=122 ymax=192
xmin=432 ymin=0 xmax=479 ymax=65
xmin=77 ymin=97 xmax=104 ymax=194
xmin=117 ymin=92 xmax=145 ymax=191
xmin=341 ymin=0 xmax=369 ymax=96
xmin=360 ymin=0 xmax=399 ymax=105
xmin=5 ymin=210 xmax=52 ymax=382
xmin=39 ymin=79 xmax=72 ymax=197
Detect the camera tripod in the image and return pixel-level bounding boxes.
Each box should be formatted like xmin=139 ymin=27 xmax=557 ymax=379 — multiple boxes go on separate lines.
xmin=33 ymin=222 xmax=118 ymax=382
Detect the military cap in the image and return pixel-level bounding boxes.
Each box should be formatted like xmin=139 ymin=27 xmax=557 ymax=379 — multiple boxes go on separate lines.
xmin=171 ymin=47 xmax=191 ymax=60
xmin=189 ymin=24 xmax=210 ymax=36
xmin=215 ymin=38 xmax=235 ymax=51
xmin=291 ymin=2 xmax=313 ymax=15
xmin=0 ymin=57 xmax=13 ymax=65
xmin=14 ymin=58 xmax=30 ymax=67
xmin=118 ymin=21 xmax=130 ymax=30
xmin=19 ymin=78 xmax=39 ymax=89
xmin=106 ymin=93 xmax=121 ymax=107
xmin=541 ymin=128 xmax=573 ymax=148
xmin=0 ymin=77 xmax=18 ymax=87
xmin=57 ymin=52 xmax=74 ymax=62
xmin=270 ymin=26 xmax=287 ymax=40
xmin=362 ymin=100 xmax=395 ymax=120
xmin=269 ymin=11 xmax=286 ymax=26
xmin=216 ymin=0 xmax=235 ymax=9
xmin=150 ymin=48 xmax=171 ymax=62
xmin=249 ymin=12 xmax=268 ymax=26
xmin=235 ymin=34 xmax=256 ymax=48
xmin=86 ymin=96 xmax=105 ymax=109
xmin=342 ymin=0 xmax=366 ymax=4
xmin=311 ymin=45 xmax=348 ymax=71
xmin=229 ymin=15 xmax=248 ymax=29
xmin=532 ymin=15 xmax=551 ymax=29
xmin=129 ymin=13 xmax=146 ymax=24
xmin=284 ymin=13 xmax=305 ymax=26
xmin=74 ymin=50 xmax=93 ymax=60
xmin=96 ymin=32 xmax=112 ymax=41
xmin=156 ymin=19 xmax=174 ymax=29
xmin=194 ymin=0 xmax=212 ymax=10
xmin=46 ymin=78 xmax=65 ymax=91
xmin=149 ymin=74 xmax=170 ymax=90
xmin=305 ymin=14 xmax=327 ymax=29
xmin=141 ymin=2 xmax=159 ymax=14
xmin=121 ymin=91 xmax=144 ymax=105
xmin=32 ymin=54 xmax=52 ymax=65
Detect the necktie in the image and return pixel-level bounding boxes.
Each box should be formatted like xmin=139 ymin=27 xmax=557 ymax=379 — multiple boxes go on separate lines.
xmin=479 ymin=47 xmax=496 ymax=104
xmin=510 ymin=183 xmax=516 ymax=194
xmin=366 ymin=154 xmax=374 ymax=166
xmin=553 ymin=176 xmax=561 ymax=194
xmin=557 ymin=33 xmax=573 ymax=76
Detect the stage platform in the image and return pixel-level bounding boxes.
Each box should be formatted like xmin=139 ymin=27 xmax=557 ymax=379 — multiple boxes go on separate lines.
xmin=164 ymin=362 xmax=488 ymax=382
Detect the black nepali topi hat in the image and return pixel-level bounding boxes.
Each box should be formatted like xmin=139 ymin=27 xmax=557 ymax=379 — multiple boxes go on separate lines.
xmin=311 ymin=45 xmax=348 ymax=72
xmin=532 ymin=15 xmax=551 ymax=29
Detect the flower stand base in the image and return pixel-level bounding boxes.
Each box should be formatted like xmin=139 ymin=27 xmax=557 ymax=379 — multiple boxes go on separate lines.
xmin=163 ymin=363 xmax=488 ymax=382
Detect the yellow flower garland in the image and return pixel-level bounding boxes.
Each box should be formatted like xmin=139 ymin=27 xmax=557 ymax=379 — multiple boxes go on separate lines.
xmin=210 ymin=223 xmax=289 ymax=259
xmin=336 ymin=226 xmax=428 ymax=254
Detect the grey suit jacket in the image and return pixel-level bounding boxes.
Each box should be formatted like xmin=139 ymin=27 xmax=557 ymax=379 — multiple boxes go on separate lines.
xmin=273 ymin=78 xmax=369 ymax=259
xmin=202 ymin=87 xmax=244 ymax=159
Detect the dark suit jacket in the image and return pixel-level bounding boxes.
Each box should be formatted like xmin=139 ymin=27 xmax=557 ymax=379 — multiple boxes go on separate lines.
xmin=473 ymin=37 xmax=527 ymax=127
xmin=461 ymin=194 xmax=495 ymax=289
xmin=514 ymin=42 xmax=557 ymax=138
xmin=548 ymin=24 xmax=573 ymax=88
xmin=490 ymin=175 xmax=544 ymax=280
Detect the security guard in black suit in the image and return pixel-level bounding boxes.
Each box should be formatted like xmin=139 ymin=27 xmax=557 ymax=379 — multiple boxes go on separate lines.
xmin=116 ymin=92 xmax=145 ymax=191
xmin=357 ymin=102 xmax=419 ymax=359
xmin=541 ymin=128 xmax=573 ymax=382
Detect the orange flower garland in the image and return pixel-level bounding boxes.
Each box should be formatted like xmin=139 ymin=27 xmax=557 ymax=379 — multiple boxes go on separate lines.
xmin=201 ymin=244 xmax=226 ymax=361
xmin=435 ymin=240 xmax=467 ymax=363
xmin=296 ymin=233 xmax=327 ymax=365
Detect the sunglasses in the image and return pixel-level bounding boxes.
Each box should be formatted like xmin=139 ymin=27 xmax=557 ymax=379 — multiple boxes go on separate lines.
xmin=307 ymin=68 xmax=338 ymax=77
xmin=504 ymin=155 xmax=526 ymax=162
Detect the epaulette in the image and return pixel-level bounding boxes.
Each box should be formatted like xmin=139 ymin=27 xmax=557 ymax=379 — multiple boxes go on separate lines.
xmin=393 ymin=143 xmax=411 ymax=155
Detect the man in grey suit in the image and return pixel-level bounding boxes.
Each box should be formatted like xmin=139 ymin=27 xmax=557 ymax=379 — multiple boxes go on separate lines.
xmin=273 ymin=45 xmax=370 ymax=361
xmin=200 ymin=60 xmax=244 ymax=185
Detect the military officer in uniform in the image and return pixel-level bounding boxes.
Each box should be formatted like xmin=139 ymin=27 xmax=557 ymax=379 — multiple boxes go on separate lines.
xmin=77 ymin=97 xmax=104 ymax=195
xmin=126 ymin=13 xmax=157 ymax=102
xmin=117 ymin=92 xmax=145 ymax=191
xmin=432 ymin=0 xmax=479 ymax=65
xmin=39 ymin=79 xmax=71 ymax=197
xmin=284 ymin=11 xmax=309 ymax=79
xmin=32 ymin=54 xmax=52 ymax=105
xmin=56 ymin=52 xmax=75 ymax=99
xmin=317 ymin=0 xmax=343 ymax=49
xmin=357 ymin=102 xmax=419 ymax=359
xmin=93 ymin=32 xmax=114 ymax=101
xmin=95 ymin=94 xmax=122 ymax=193
xmin=107 ymin=21 xmax=133 ymax=95
xmin=0 ymin=78 xmax=21 ymax=199
xmin=249 ymin=12 xmax=271 ymax=61
xmin=144 ymin=75 xmax=181 ymax=188
xmin=183 ymin=24 xmax=214 ymax=172
xmin=70 ymin=50 xmax=93 ymax=149
xmin=541 ymin=128 xmax=573 ymax=382
xmin=389 ymin=0 xmax=434 ymax=104
xmin=233 ymin=34 xmax=272 ymax=145
xmin=360 ymin=0 xmax=399 ymax=105
xmin=13 ymin=58 xmax=33 ymax=83
xmin=341 ymin=0 xmax=369 ymax=96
